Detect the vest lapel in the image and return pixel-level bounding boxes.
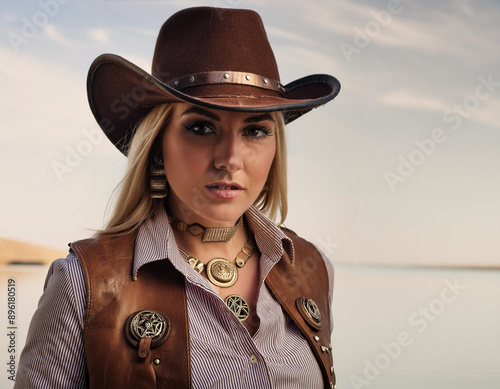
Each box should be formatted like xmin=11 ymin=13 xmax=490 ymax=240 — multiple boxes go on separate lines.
xmin=266 ymin=229 xmax=336 ymax=388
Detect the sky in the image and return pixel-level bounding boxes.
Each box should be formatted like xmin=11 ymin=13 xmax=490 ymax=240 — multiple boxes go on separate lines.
xmin=0 ymin=0 xmax=499 ymax=266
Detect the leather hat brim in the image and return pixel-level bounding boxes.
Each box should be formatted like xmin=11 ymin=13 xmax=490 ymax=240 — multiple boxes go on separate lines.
xmin=87 ymin=54 xmax=341 ymax=154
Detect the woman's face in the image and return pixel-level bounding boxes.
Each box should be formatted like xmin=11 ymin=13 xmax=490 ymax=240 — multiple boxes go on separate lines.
xmin=161 ymin=103 xmax=277 ymax=226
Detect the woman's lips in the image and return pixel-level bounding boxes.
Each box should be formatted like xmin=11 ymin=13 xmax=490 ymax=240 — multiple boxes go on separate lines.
xmin=205 ymin=183 xmax=242 ymax=199
xmin=206 ymin=184 xmax=240 ymax=190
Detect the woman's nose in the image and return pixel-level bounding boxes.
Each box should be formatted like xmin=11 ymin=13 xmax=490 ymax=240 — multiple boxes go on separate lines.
xmin=213 ymin=133 xmax=244 ymax=172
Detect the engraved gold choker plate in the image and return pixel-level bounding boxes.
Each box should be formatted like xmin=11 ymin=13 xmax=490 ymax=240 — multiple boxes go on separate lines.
xmin=170 ymin=216 xmax=244 ymax=242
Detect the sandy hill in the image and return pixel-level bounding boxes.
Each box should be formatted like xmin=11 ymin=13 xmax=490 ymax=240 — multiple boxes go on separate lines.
xmin=0 ymin=237 xmax=67 ymax=265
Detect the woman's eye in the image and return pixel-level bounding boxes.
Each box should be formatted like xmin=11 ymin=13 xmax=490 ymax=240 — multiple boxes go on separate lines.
xmin=244 ymin=126 xmax=274 ymax=139
xmin=185 ymin=121 xmax=215 ymax=135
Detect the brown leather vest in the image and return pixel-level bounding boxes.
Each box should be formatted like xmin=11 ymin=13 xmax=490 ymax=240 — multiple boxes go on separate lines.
xmin=70 ymin=228 xmax=335 ymax=388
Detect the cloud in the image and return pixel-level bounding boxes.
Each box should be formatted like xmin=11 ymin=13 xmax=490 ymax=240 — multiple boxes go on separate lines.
xmin=378 ymin=3 xmax=499 ymax=59
xmin=120 ymin=26 xmax=158 ymax=38
xmin=375 ymin=18 xmax=446 ymax=53
xmin=473 ymin=96 xmax=500 ymax=129
xmin=276 ymin=44 xmax=342 ymax=78
xmin=379 ymin=84 xmax=500 ymax=128
xmin=286 ymin=0 xmax=372 ymax=37
xmin=44 ymin=24 xmax=71 ymax=47
xmin=1 ymin=12 xmax=18 ymax=24
xmin=379 ymin=88 xmax=449 ymax=112
xmin=88 ymin=28 xmax=111 ymax=45
xmin=306 ymin=0 xmax=500 ymax=65
xmin=265 ymin=25 xmax=315 ymax=47
xmin=117 ymin=54 xmax=151 ymax=73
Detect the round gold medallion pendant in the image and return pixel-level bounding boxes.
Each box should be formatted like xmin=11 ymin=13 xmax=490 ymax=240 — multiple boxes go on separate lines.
xmin=206 ymin=258 xmax=238 ymax=287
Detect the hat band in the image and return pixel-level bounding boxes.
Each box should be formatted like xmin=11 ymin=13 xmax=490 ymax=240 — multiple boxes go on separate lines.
xmin=167 ymin=71 xmax=286 ymax=96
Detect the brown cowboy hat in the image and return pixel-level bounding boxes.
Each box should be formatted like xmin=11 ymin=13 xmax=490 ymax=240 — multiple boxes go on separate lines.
xmin=87 ymin=6 xmax=341 ymax=154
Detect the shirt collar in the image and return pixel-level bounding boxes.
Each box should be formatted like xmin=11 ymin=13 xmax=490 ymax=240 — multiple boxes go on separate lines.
xmin=244 ymin=206 xmax=295 ymax=265
xmin=132 ymin=205 xmax=294 ymax=281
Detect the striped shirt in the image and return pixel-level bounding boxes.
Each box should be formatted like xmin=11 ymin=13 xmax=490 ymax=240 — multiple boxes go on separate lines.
xmin=15 ymin=206 xmax=334 ymax=388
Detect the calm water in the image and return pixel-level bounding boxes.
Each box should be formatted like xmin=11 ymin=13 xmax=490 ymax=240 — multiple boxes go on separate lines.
xmin=333 ymin=264 xmax=500 ymax=389
xmin=1 ymin=263 xmax=499 ymax=388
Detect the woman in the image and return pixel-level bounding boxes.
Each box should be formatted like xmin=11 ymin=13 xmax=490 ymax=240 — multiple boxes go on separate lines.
xmin=16 ymin=6 xmax=340 ymax=389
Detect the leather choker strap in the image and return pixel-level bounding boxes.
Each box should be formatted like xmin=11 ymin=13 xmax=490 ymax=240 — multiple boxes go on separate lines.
xmin=170 ymin=216 xmax=244 ymax=242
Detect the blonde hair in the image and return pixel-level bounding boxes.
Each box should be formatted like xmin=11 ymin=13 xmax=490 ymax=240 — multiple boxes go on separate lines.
xmin=254 ymin=112 xmax=287 ymax=224
xmin=99 ymin=103 xmax=287 ymax=235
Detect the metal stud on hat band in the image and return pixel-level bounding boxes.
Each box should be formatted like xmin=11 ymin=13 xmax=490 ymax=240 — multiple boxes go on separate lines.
xmin=167 ymin=70 xmax=286 ymax=96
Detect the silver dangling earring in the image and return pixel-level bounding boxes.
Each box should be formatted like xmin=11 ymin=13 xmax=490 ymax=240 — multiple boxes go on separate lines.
xmin=150 ymin=160 xmax=168 ymax=199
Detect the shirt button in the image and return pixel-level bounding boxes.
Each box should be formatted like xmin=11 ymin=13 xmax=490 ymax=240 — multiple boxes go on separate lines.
xmin=249 ymin=354 xmax=258 ymax=364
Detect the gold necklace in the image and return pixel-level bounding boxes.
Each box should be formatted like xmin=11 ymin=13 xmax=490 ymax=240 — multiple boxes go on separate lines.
xmin=178 ymin=238 xmax=255 ymax=288
xmin=178 ymin=239 xmax=255 ymax=322
xmin=171 ymin=216 xmax=244 ymax=242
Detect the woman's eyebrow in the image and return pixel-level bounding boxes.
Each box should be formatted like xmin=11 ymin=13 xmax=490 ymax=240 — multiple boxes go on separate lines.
xmin=243 ymin=114 xmax=275 ymax=123
xmin=180 ymin=106 xmax=220 ymax=121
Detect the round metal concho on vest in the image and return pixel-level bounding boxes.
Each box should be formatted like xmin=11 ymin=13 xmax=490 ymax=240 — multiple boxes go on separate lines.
xmin=125 ymin=310 xmax=170 ymax=348
xmin=296 ymin=297 xmax=322 ymax=331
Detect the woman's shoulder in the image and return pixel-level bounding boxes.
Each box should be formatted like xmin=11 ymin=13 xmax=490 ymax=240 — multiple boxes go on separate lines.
xmin=44 ymin=250 xmax=85 ymax=291
xmin=70 ymin=231 xmax=136 ymax=249
xmin=69 ymin=232 xmax=137 ymax=264
xmin=47 ymin=250 xmax=81 ymax=277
